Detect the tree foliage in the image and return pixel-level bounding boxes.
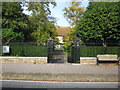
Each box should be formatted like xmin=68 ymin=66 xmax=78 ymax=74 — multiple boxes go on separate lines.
xmin=63 ymin=0 xmax=85 ymax=26
xmin=2 ymin=28 xmax=24 ymax=45
xmin=75 ymin=2 xmax=120 ymax=44
xmin=2 ymin=2 xmax=28 ymax=44
xmin=2 ymin=2 xmax=57 ymax=45
xmin=27 ymin=2 xmax=57 ymax=45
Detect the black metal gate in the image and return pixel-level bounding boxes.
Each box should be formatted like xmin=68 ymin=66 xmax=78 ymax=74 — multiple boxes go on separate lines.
xmin=71 ymin=37 xmax=80 ymax=63
xmin=47 ymin=37 xmax=67 ymax=63
xmin=47 ymin=37 xmax=80 ymax=63
xmin=47 ymin=37 xmax=54 ymax=63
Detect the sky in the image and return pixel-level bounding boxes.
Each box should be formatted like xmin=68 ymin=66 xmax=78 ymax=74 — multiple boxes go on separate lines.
xmin=23 ymin=0 xmax=89 ymax=27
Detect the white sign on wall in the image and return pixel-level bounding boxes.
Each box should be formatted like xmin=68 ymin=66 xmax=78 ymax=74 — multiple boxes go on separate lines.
xmin=3 ymin=46 xmax=10 ymax=53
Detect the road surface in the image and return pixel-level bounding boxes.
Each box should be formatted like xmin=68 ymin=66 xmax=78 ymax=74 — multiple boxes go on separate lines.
xmin=1 ymin=80 xmax=120 ymax=88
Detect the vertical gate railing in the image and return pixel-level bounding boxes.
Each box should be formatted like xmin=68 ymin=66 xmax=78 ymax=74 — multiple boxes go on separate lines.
xmin=47 ymin=37 xmax=54 ymax=63
xmin=47 ymin=36 xmax=81 ymax=63
xmin=71 ymin=37 xmax=80 ymax=63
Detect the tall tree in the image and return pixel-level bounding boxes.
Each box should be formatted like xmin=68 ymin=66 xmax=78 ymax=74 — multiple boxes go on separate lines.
xmin=27 ymin=2 xmax=57 ymax=45
xmin=63 ymin=0 xmax=85 ymax=26
xmin=75 ymin=2 xmax=120 ymax=44
xmin=2 ymin=2 xmax=28 ymax=44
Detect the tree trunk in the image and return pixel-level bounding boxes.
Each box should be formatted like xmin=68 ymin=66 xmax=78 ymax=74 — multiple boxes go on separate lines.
xmin=5 ymin=37 xmax=13 ymax=45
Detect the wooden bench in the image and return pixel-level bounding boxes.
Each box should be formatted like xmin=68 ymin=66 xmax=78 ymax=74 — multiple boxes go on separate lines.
xmin=97 ymin=55 xmax=119 ymax=65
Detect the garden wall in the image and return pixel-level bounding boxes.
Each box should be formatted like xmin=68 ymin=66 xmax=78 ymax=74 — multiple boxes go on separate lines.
xmin=0 ymin=57 xmax=119 ymax=65
xmin=0 ymin=57 xmax=97 ymax=65
xmin=0 ymin=57 xmax=47 ymax=64
xmin=80 ymin=57 xmax=97 ymax=65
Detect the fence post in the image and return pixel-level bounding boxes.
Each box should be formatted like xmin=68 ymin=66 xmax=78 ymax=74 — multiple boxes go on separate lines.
xmin=72 ymin=37 xmax=80 ymax=63
xmin=47 ymin=37 xmax=54 ymax=63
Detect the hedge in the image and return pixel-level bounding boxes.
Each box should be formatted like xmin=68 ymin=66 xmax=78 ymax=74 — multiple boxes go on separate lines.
xmin=7 ymin=44 xmax=48 ymax=57
xmin=80 ymin=46 xmax=120 ymax=57
xmin=3 ymin=44 xmax=120 ymax=57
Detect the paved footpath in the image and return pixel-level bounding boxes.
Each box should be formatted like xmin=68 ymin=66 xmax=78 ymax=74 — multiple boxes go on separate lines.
xmin=1 ymin=63 xmax=119 ymax=75
xmin=0 ymin=63 xmax=119 ymax=82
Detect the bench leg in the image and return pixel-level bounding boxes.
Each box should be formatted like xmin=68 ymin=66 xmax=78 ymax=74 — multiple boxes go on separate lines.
xmin=117 ymin=61 xmax=119 ymax=65
xmin=97 ymin=60 xmax=99 ymax=65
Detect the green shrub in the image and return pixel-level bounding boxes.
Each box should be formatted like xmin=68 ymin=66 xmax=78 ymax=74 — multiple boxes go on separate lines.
xmin=80 ymin=46 xmax=120 ymax=57
xmin=67 ymin=46 xmax=120 ymax=57
xmin=3 ymin=44 xmax=120 ymax=58
xmin=9 ymin=44 xmax=47 ymax=57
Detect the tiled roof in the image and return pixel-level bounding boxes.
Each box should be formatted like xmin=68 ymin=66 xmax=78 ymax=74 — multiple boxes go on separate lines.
xmin=56 ymin=26 xmax=71 ymax=36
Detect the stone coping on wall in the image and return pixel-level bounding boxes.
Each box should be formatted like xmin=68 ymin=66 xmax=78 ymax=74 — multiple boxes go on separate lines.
xmin=0 ymin=57 xmax=47 ymax=64
xmin=0 ymin=57 xmax=47 ymax=59
xmin=1 ymin=56 xmax=118 ymax=59
xmin=80 ymin=57 xmax=97 ymax=59
xmin=80 ymin=57 xmax=97 ymax=65
xmin=0 ymin=57 xmax=96 ymax=60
